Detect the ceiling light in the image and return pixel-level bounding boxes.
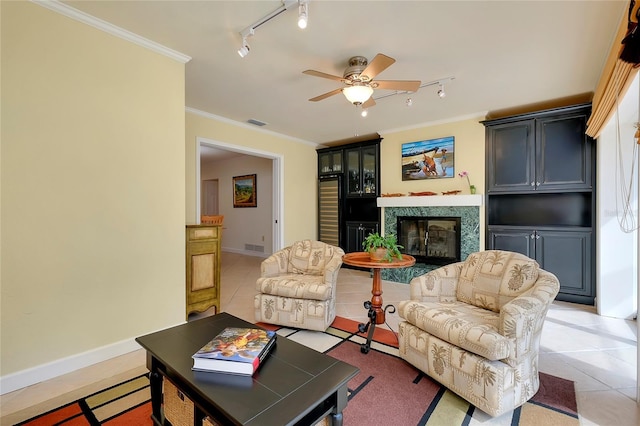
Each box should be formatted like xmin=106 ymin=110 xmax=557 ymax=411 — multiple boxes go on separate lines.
xmin=361 ymin=109 xmax=368 ymax=117
xmin=298 ymin=0 xmax=308 ymax=29
xmin=406 ymin=97 xmax=413 ymax=107
xmin=437 ymin=83 xmax=446 ymax=98
xmin=343 ymin=84 xmax=374 ymax=105
xmin=237 ymin=38 xmax=250 ymax=58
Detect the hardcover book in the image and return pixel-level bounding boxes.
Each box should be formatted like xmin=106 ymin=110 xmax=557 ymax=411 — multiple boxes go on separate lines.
xmin=192 ymin=327 xmax=276 ymax=375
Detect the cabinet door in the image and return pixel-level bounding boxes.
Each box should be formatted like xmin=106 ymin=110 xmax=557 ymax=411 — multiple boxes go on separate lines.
xmin=318 ymin=150 xmax=343 ymax=175
xmin=486 ymin=120 xmax=536 ymax=192
xmin=535 ymin=229 xmax=594 ymax=303
xmin=345 ymin=148 xmax=361 ymax=196
xmin=536 ymin=112 xmax=592 ymax=190
xmin=361 ymin=145 xmax=378 ymax=196
xmin=345 ymin=221 xmax=379 ymax=253
xmin=486 ymin=227 xmax=535 ymax=257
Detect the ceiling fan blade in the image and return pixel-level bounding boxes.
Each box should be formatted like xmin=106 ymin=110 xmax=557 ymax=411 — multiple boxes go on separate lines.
xmin=360 ymin=53 xmax=395 ymax=81
xmin=309 ymin=88 xmax=344 ymax=102
xmin=374 ymin=80 xmax=421 ymax=92
xmin=362 ymin=97 xmax=376 ymax=109
xmin=303 ymin=69 xmax=345 ymax=82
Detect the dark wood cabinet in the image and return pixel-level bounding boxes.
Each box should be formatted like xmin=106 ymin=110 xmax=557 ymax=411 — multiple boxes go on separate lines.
xmin=317 ymin=138 xmax=381 ymax=255
xmin=346 ymin=221 xmax=379 ymax=253
xmin=486 ymin=108 xmax=592 ymax=193
xmin=483 ymin=103 xmax=596 ymax=305
xmin=487 ymin=226 xmax=593 ymax=304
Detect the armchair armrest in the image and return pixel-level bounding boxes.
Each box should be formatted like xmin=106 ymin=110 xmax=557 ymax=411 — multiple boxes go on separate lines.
xmin=409 ymin=261 xmax=463 ymax=302
xmin=323 ymin=248 xmax=345 ymax=286
xmin=260 ymin=248 xmax=291 ymax=278
xmin=499 ymin=269 xmax=560 ymax=365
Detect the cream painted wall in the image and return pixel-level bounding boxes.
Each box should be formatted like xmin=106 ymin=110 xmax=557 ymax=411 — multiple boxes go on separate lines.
xmin=1 ymin=2 xmax=185 ymax=377
xmin=380 ymin=118 xmax=487 ymax=246
xmin=186 ymin=112 xmax=319 ymax=247
xmin=201 ymin=155 xmax=273 ymax=254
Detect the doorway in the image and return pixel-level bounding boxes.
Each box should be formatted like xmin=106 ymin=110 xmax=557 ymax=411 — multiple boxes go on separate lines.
xmin=201 ymin=179 xmax=219 ymax=215
xmin=196 ymin=137 xmax=283 ymax=253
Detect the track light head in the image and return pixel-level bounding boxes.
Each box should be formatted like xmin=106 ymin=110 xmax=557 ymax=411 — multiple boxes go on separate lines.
xmin=298 ymin=0 xmax=308 ymax=29
xmin=237 ymin=39 xmax=250 ymax=58
xmin=437 ymin=83 xmax=446 ymax=98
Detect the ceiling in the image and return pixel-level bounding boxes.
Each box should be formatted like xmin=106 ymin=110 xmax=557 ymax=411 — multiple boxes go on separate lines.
xmin=63 ymin=1 xmax=626 ymax=145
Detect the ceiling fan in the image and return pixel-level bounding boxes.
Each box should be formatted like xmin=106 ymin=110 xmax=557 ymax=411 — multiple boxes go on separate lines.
xmin=303 ymin=53 xmax=421 ymax=108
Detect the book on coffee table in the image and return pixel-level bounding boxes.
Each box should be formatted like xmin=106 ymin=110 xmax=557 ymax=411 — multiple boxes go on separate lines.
xmin=192 ymin=327 xmax=276 ymax=376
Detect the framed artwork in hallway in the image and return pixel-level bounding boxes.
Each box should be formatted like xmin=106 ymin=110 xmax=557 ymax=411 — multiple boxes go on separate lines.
xmin=233 ymin=174 xmax=257 ymax=207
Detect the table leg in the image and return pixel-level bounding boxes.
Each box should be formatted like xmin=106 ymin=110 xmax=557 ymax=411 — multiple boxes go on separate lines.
xmin=149 ymin=371 xmax=163 ymax=425
xmin=370 ymin=269 xmax=384 ymax=324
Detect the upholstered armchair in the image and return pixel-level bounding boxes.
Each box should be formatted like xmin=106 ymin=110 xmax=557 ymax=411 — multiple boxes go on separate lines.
xmin=397 ymin=250 xmax=560 ymax=417
xmin=254 ymin=240 xmax=344 ymax=331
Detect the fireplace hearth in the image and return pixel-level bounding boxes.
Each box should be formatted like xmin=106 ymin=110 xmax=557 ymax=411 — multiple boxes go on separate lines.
xmin=397 ymin=216 xmax=461 ymax=265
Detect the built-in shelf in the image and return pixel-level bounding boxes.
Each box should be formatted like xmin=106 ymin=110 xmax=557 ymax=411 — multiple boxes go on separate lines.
xmin=377 ymin=194 xmax=483 ymax=208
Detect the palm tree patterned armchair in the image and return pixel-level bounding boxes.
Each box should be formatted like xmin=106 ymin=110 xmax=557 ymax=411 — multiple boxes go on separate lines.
xmin=397 ymin=250 xmax=560 ymax=417
xmin=254 ymin=240 xmax=344 ymax=331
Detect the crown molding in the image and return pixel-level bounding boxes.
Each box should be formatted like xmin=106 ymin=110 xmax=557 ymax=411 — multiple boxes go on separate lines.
xmin=31 ymin=0 xmax=191 ymax=64
xmin=185 ymin=107 xmax=318 ymax=147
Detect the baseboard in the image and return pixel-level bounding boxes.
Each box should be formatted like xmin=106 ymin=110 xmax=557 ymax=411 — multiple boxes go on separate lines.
xmin=0 ymin=338 xmax=141 ymax=395
xmin=222 ymin=247 xmax=270 ymax=258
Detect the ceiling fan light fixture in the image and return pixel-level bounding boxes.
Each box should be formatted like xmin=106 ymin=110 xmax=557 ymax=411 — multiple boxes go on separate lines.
xmin=343 ymin=84 xmax=373 ymax=105
xmin=297 ymin=0 xmax=308 ymax=29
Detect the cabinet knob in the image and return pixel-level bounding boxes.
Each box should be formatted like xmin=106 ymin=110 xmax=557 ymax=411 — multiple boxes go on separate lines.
xmin=536 ymin=182 xmax=541 ymax=187
xmin=530 ymin=182 xmax=535 ymax=187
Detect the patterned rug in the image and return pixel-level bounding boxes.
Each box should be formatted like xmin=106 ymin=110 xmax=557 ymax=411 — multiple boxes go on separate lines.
xmin=14 ymin=317 xmax=578 ymax=426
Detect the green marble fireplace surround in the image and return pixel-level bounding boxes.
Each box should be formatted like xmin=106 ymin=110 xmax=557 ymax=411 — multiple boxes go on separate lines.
xmin=379 ymin=195 xmax=481 ymax=283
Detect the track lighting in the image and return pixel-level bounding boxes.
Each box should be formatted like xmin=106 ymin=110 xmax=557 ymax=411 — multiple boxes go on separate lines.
xmin=437 ymin=83 xmax=446 ymax=98
xmin=237 ymin=38 xmax=250 ymax=58
xmin=236 ymin=1 xmax=308 ymax=57
xmin=406 ymin=97 xmax=413 ymax=107
xmin=298 ymin=0 xmax=308 ymax=29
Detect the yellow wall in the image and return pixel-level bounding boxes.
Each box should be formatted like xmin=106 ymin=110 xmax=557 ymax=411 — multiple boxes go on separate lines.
xmin=380 ymin=118 xmax=487 ymax=246
xmin=186 ymin=112 xmax=319 ymax=246
xmin=1 ymin=2 xmax=185 ymax=375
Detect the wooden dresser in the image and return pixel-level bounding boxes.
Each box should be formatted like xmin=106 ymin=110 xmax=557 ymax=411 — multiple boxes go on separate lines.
xmin=185 ymin=224 xmax=221 ymax=318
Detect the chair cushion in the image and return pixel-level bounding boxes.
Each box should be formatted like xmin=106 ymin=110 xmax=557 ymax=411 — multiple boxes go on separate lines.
xmin=398 ymin=300 xmax=513 ymax=361
xmin=456 ymin=250 xmax=539 ymax=312
xmin=256 ymin=274 xmax=331 ymax=300
xmin=288 ymin=240 xmax=330 ymax=275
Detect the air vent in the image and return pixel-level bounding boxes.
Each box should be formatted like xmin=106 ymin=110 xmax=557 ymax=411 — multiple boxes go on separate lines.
xmin=247 ymin=118 xmax=267 ymax=127
xmin=244 ymin=244 xmax=265 ymax=253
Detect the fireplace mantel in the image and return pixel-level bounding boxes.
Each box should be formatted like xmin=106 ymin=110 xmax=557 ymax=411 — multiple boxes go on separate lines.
xmin=377 ymin=194 xmax=483 ymax=208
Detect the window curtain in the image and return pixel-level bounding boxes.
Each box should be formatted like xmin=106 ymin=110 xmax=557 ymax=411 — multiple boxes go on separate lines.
xmin=586 ymin=1 xmax=640 ymax=138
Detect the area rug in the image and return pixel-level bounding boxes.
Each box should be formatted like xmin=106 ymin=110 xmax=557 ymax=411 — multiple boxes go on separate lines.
xmin=13 ymin=317 xmax=578 ymax=426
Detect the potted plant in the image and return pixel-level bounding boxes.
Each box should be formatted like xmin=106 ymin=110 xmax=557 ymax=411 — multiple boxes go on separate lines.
xmin=362 ymin=232 xmax=404 ymax=262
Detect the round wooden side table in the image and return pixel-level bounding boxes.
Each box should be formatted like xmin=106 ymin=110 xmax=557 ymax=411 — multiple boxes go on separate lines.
xmin=342 ymin=252 xmax=416 ymax=353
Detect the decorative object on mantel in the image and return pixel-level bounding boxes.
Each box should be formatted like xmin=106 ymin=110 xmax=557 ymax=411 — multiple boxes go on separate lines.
xmin=442 ymin=190 xmax=462 ymax=195
xmin=458 ymin=170 xmax=476 ymax=194
xmin=381 ymin=193 xmax=405 ymax=197
xmin=409 ymin=191 xmax=437 ymax=196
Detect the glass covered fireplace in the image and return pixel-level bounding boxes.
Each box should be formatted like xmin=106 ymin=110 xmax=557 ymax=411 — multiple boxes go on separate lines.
xmin=396 ymin=216 xmax=461 ymax=265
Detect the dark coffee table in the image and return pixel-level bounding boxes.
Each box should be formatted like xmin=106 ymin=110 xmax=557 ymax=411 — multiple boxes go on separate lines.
xmin=135 ymin=312 xmax=359 ymax=426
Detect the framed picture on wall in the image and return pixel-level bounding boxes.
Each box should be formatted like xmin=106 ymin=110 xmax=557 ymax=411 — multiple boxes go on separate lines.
xmin=233 ymin=174 xmax=257 ymax=208
xmin=401 ymin=136 xmax=455 ymax=180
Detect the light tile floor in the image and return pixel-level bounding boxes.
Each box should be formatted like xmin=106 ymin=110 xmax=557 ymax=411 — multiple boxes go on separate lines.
xmin=1 ymin=252 xmax=638 ymax=425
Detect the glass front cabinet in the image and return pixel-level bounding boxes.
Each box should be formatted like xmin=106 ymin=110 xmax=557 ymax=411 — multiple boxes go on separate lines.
xmin=345 ymin=144 xmax=379 ymax=197
xmin=318 ymin=149 xmax=343 ymax=176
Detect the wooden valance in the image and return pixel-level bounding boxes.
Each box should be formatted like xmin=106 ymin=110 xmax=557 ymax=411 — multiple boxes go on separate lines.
xmin=586 ymin=1 xmax=640 ymax=138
